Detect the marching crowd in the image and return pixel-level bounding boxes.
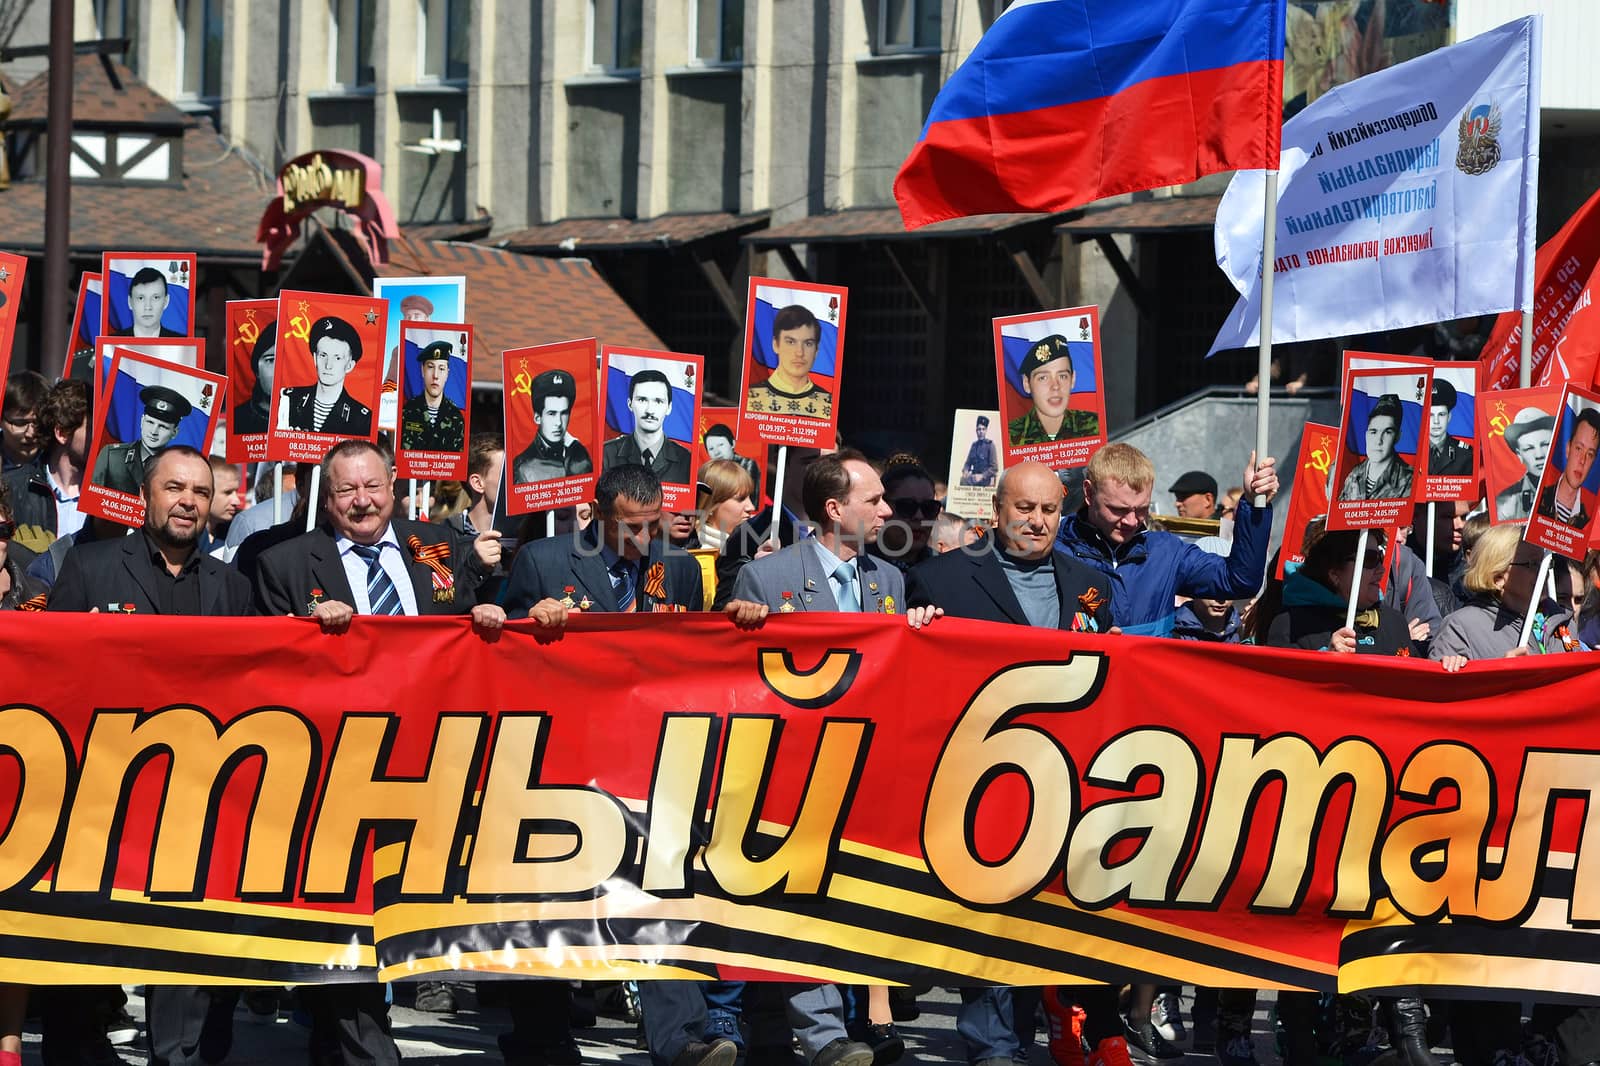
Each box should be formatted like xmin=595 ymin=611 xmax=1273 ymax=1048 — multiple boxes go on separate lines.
xmin=1 ymin=365 xmax=1598 ymax=1066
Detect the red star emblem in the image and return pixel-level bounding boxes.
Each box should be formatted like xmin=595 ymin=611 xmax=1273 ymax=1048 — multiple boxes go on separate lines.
xmin=297 ymin=300 xmax=311 ymax=316
xmin=365 ymin=308 xmax=379 ymax=325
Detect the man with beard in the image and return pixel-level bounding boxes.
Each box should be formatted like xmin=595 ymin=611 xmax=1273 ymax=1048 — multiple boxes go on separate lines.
xmin=602 ymin=368 xmax=692 ymax=484
xmin=47 ymin=445 xmax=253 ymax=1066
xmin=232 ymin=322 xmax=276 ymax=435
xmin=90 ymin=385 xmax=191 ymax=496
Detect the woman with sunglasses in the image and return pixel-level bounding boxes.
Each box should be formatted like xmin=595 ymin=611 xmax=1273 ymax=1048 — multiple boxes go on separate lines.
xmin=1265 ymin=524 xmax=1410 ymax=655
xmin=870 ymin=454 xmax=940 ymax=572
xmin=1430 ymin=523 xmax=1584 ymax=667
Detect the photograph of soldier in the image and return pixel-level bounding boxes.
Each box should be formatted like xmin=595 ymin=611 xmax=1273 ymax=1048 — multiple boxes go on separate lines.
xmin=1495 ymin=406 xmax=1554 ymax=521
xmin=702 ymin=423 xmax=760 ymax=484
xmin=1339 ymin=393 xmax=1414 ymax=501
xmin=1427 ymin=378 xmax=1474 ymax=476
xmin=603 ymin=368 xmax=692 ymax=485
xmin=1536 ymin=407 xmax=1600 ymax=530
xmin=90 ymin=385 xmax=190 ymax=495
xmin=512 ymin=368 xmax=594 ymax=483
xmin=400 ymin=340 xmax=467 ymax=452
xmin=1007 ymin=335 xmax=1100 ymax=446
xmin=109 ymin=267 xmax=185 ymax=338
xmin=278 ymin=316 xmax=373 ymax=436
xmin=745 ymin=304 xmax=833 ymax=420
xmin=232 ymin=322 xmax=276 ymax=436
xmin=960 ymin=414 xmax=999 ymax=486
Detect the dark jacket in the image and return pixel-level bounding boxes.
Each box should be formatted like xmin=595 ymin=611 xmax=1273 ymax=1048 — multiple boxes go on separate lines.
xmin=905 ymin=536 xmax=1112 ymax=632
xmin=1265 ymin=571 xmax=1410 ymax=655
xmin=712 ymin=507 xmax=807 ymax=610
xmin=46 ymin=532 xmax=252 ymax=616
xmin=3 ymin=459 xmax=58 ymax=540
xmin=1171 ymin=600 xmax=1244 ymax=642
xmin=1055 ymin=497 xmax=1271 ymax=637
xmin=502 ymin=522 xmax=704 ymax=617
xmin=1 ymin=543 xmax=48 ymax=610
xmin=279 ymin=386 xmax=372 ymax=436
xmin=253 ymin=518 xmax=482 ymax=617
xmin=600 ymin=433 xmax=692 ymax=486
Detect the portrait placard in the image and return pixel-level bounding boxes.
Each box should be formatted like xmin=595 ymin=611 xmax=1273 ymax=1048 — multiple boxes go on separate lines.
xmin=100 ymin=253 xmax=197 ymax=339
xmin=599 ymin=346 xmax=704 ymax=512
xmin=267 ymin=290 xmax=387 ymax=462
xmin=693 ymin=406 xmax=769 ymax=504
xmin=225 ymin=299 xmax=278 ymax=463
xmin=502 ymin=339 xmax=600 ymax=515
xmin=1523 ymin=385 xmax=1600 ymax=561
xmin=1328 ymin=366 xmax=1431 ymax=531
xmin=82 ymin=348 xmax=226 ymax=528
xmin=1479 ymin=385 xmax=1564 ymax=526
xmin=738 ymin=278 xmax=846 ymax=451
xmin=396 ymin=321 xmax=472 ymax=481
xmin=0 ymin=251 xmax=26 ymax=386
xmin=372 ymin=275 xmax=466 ymax=432
xmin=65 ymin=273 xmax=102 ymax=383
xmin=944 ymin=408 xmax=1002 ymax=524
xmin=993 ymin=305 xmax=1107 ymax=472
xmin=1276 ymin=421 xmax=1340 ymax=580
xmin=1420 ymin=361 xmax=1480 ymax=503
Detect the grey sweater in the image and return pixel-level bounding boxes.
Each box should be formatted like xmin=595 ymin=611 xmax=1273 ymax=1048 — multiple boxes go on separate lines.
xmin=1428 ymin=598 xmax=1581 ymax=660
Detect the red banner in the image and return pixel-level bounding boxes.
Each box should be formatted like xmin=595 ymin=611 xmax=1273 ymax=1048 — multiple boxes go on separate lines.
xmin=1484 ymin=186 xmax=1600 ymax=390
xmin=2 ymin=613 xmax=1599 ymax=998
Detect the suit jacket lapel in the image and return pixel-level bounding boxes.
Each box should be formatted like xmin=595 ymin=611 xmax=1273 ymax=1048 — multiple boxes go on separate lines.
xmin=117 ymin=535 xmax=163 ymax=612
xmin=972 ymin=545 xmax=1031 ymax=626
xmin=798 ymin=540 xmax=837 ymax=612
xmin=571 ymin=527 xmax=619 ymax=612
xmin=858 ymin=555 xmax=885 ymax=614
xmin=306 ymin=532 xmax=358 ymax=608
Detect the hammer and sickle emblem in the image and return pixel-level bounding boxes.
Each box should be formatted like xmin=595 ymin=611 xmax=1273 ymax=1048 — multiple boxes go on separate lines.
xmin=237 ymin=320 xmax=260 ymax=345
xmin=511 ymin=371 xmax=532 ymax=397
xmin=1489 ymin=414 xmax=1510 ymax=439
xmin=288 ymin=315 xmax=311 ymax=342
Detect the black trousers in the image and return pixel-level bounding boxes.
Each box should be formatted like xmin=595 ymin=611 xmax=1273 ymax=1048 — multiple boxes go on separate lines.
xmin=296 ymin=984 xmax=399 ymax=1066
xmin=146 ymin=986 xmax=240 ymax=1066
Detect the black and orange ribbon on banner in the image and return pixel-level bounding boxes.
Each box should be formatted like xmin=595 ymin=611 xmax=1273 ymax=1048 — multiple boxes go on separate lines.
xmin=0 ymin=613 xmax=1598 ymax=999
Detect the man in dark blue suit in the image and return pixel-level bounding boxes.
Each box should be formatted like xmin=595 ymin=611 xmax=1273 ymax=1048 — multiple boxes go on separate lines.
xmin=905 ymin=460 xmax=1123 ymax=1066
xmin=504 ymin=463 xmax=707 ymax=618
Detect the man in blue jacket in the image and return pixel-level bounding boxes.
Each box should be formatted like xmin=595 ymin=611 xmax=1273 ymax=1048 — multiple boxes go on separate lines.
xmin=1056 ymin=442 xmax=1277 ymax=637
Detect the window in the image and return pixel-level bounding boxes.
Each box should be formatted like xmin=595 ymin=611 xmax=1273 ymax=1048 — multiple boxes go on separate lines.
xmin=982 ymin=0 xmax=1010 ymax=31
xmin=876 ymin=0 xmax=939 ymax=53
xmin=177 ymin=0 xmax=222 ymax=99
xmin=420 ymin=0 xmax=469 ymax=82
xmin=331 ymin=0 xmax=377 ymax=87
xmin=588 ymin=0 xmax=643 ymax=72
xmin=93 ymin=0 xmax=139 ymax=68
xmin=692 ymin=0 xmax=742 ymax=65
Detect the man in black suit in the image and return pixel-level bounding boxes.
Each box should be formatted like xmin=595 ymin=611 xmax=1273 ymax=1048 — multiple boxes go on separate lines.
xmin=48 ymin=445 xmax=251 ymax=1066
xmin=254 ymin=439 xmax=500 ymax=624
xmin=904 ymin=459 xmax=1119 ymax=1066
xmin=504 ymin=463 xmax=705 ymax=618
xmin=251 ymin=439 xmax=502 ymax=1066
xmin=278 ymin=316 xmax=373 ymax=437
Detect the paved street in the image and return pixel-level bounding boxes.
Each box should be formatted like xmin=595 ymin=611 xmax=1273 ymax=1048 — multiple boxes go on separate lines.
xmin=12 ymin=986 xmax=1412 ymax=1066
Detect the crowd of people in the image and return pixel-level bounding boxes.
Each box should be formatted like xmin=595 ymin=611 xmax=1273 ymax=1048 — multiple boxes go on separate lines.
xmin=1 ymin=365 xmax=1597 ymax=1066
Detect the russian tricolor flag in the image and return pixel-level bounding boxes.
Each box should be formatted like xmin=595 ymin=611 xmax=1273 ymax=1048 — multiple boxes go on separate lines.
xmin=895 ymin=0 xmax=1285 ymax=228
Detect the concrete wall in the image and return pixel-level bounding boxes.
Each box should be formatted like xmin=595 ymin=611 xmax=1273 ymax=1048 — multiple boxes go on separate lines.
xmin=665 ymin=70 xmax=741 ymax=212
xmin=564 ymin=82 xmax=640 ymax=218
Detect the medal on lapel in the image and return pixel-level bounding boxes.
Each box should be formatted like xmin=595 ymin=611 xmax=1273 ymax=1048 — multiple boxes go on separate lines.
xmin=408 ymin=535 xmax=455 ymax=604
xmin=560 ymin=585 xmax=577 ymax=609
xmin=780 ymin=591 xmax=796 ymax=613
xmin=578 ymin=595 xmax=593 ymax=610
xmin=307 ymin=587 xmax=324 ymax=615
xmin=882 ymin=595 xmax=896 ymax=615
xmin=120 ymin=602 xmax=137 ymax=614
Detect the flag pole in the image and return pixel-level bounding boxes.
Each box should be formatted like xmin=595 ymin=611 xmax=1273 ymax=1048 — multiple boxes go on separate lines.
xmin=1254 ymin=169 xmax=1280 ymax=504
xmin=1519 ymin=310 xmax=1534 ymax=388
xmin=1344 ymin=526 xmax=1370 ymax=633
xmin=1518 ymin=549 xmax=1553 ymax=648
xmin=1518 ymin=17 xmax=1543 ymax=389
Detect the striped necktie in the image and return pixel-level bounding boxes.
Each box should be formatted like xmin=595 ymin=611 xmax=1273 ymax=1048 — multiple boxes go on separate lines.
xmin=351 ymin=543 xmax=403 ymax=616
xmin=612 ymin=558 xmax=637 ymax=612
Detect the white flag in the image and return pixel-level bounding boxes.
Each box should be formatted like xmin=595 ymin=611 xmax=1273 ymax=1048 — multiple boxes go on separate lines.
xmin=1209 ymin=16 xmax=1541 ymax=355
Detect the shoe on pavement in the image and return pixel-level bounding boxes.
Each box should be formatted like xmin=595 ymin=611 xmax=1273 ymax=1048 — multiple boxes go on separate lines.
xmin=1088 ymin=1037 xmax=1136 ymax=1066
xmin=105 ymin=1009 xmax=139 ymax=1047
xmin=1151 ymin=992 xmax=1185 ymax=1044
xmin=1123 ymin=1019 xmax=1184 ymax=1064
xmin=672 ymin=1039 xmax=739 ymax=1066
xmin=1216 ymin=1034 xmax=1260 ymax=1066
xmin=412 ymin=980 xmax=455 ymax=1014
xmin=813 ymin=1038 xmax=875 ymax=1066
xmin=857 ymin=1022 xmax=903 ymax=1066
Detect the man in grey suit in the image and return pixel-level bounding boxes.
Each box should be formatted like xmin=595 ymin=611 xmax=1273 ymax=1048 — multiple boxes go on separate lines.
xmin=729 ymin=448 xmax=940 ymax=1066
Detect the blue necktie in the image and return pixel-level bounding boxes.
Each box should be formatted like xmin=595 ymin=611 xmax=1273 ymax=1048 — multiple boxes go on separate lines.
xmin=832 ymin=561 xmax=859 ymax=613
xmin=613 ymin=558 xmax=637 ymax=612
xmin=351 ymin=543 xmax=403 ymax=616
